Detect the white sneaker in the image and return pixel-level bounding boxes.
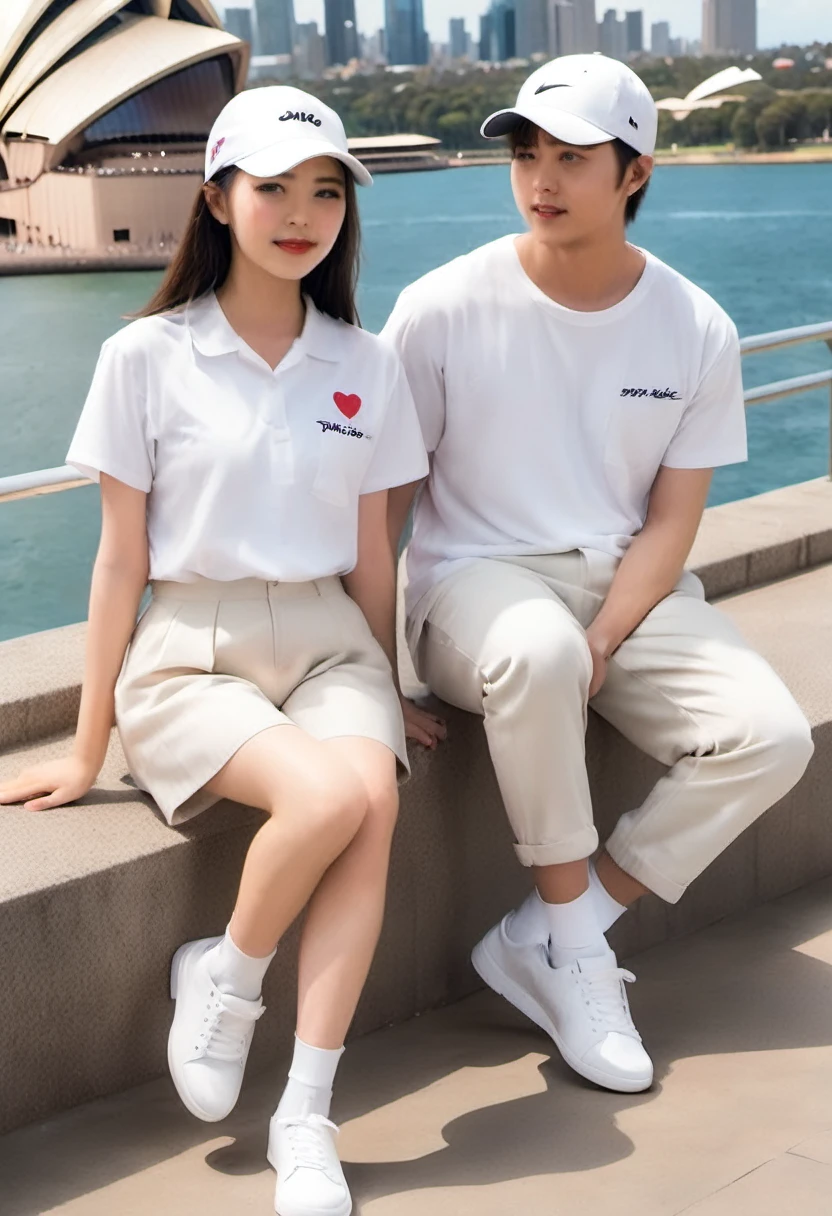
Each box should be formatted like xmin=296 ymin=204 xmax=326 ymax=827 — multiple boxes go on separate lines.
xmin=168 ymin=936 xmax=266 ymax=1122
xmin=472 ymin=915 xmax=653 ymax=1093
xmin=268 ymin=1112 xmax=352 ymax=1216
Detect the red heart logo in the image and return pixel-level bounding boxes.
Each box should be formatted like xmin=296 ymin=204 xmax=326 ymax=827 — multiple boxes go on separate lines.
xmin=334 ymin=391 xmax=361 ymax=420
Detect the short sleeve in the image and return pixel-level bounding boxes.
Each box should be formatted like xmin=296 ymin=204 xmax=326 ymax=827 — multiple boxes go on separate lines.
xmin=379 ymin=288 xmax=446 ymax=454
xmin=360 ymin=358 xmax=429 ymax=494
xmin=663 ymin=321 xmax=748 ymax=470
xmin=66 ymin=336 xmax=154 ymax=492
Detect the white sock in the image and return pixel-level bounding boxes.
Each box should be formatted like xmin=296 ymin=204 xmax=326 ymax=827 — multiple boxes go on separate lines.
xmin=588 ymin=861 xmax=628 ymax=932
xmin=543 ymin=885 xmax=609 ymax=968
xmin=506 ymin=889 xmax=550 ymax=946
xmin=205 ymin=925 xmax=276 ymax=1001
xmin=276 ymin=1037 xmax=345 ymax=1121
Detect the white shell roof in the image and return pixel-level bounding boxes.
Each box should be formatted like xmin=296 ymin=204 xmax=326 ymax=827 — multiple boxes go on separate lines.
xmin=2 ymin=13 xmax=245 ymax=163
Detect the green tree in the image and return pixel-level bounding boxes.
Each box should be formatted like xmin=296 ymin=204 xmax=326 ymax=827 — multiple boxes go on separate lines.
xmin=756 ymin=96 xmax=809 ymax=148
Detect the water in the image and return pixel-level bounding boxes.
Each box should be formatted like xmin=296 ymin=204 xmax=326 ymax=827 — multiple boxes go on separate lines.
xmin=1 ymin=163 xmax=831 ymax=642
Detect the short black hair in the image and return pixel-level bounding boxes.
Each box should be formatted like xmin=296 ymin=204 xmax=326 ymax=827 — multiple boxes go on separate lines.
xmin=506 ymin=120 xmax=650 ymax=224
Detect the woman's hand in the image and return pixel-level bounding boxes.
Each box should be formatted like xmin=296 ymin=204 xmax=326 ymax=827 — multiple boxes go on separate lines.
xmin=0 ymin=755 xmax=98 ymax=812
xmin=400 ymin=695 xmax=447 ymax=750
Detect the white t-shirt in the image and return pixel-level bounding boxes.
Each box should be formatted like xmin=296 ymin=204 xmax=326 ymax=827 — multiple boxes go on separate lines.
xmin=380 ymin=235 xmax=747 ymax=619
xmin=68 ymin=292 xmax=428 ymax=583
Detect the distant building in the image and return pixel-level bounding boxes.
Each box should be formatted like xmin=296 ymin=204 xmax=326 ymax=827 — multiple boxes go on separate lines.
xmin=515 ymin=0 xmax=549 ymax=59
xmin=489 ymin=0 xmax=517 ymax=61
xmin=702 ymin=0 xmax=757 ymax=56
xmin=224 ymin=7 xmax=255 ymax=45
xmin=255 ymin=0 xmax=295 ymax=56
xmin=549 ymin=0 xmax=599 ymax=55
xmin=479 ymin=12 xmax=494 ymax=59
xmin=0 ymin=4 xmax=247 ymax=252
xmin=385 ymin=0 xmax=429 ymax=65
xmin=294 ymin=21 xmax=326 ymax=78
xmin=599 ymin=8 xmax=627 ymax=61
xmin=625 ymin=10 xmax=643 ymax=56
xmin=325 ymin=0 xmax=359 ymax=65
xmin=651 ymin=20 xmax=670 ymax=57
xmin=363 ymin=28 xmax=387 ymax=64
xmin=449 ymin=17 xmax=468 ymax=59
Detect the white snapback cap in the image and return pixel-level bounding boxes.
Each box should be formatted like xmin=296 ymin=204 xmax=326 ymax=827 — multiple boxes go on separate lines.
xmin=481 ymin=54 xmax=658 ymax=156
xmin=205 ymin=86 xmax=372 ymax=186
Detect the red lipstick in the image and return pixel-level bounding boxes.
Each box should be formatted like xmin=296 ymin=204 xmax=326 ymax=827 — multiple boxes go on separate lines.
xmin=275 ymin=239 xmax=316 ymax=254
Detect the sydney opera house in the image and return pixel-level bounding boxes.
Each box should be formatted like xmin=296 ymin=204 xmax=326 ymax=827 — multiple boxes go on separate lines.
xmin=0 ymin=2 xmax=248 ymax=255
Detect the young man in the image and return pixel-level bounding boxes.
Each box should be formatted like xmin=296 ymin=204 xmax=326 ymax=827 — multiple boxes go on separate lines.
xmin=382 ymin=55 xmax=813 ymax=1093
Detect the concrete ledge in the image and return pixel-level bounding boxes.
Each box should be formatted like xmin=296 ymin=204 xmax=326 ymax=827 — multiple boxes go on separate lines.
xmin=1 ymin=564 xmax=830 ymax=1134
xmin=0 ymin=623 xmax=84 ymax=751
xmin=2 ymin=480 xmax=829 ymax=752
xmin=691 ymin=477 xmax=832 ymax=599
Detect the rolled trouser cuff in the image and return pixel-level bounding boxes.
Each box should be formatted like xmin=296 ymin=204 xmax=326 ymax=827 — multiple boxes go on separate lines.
xmin=513 ymin=826 xmax=599 ymax=868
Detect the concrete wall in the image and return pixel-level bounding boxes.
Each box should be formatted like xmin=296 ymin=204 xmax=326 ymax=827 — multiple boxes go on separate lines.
xmin=0 ymin=479 xmax=830 ymax=1133
xmin=0 ymin=169 xmax=202 ymax=250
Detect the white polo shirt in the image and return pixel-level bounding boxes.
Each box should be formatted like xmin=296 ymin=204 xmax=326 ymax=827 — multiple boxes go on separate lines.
xmin=67 ymin=293 xmax=428 ymax=583
xmin=380 ymin=235 xmax=747 ymax=619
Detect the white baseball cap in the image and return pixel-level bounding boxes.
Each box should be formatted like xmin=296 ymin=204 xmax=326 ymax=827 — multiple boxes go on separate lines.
xmin=481 ymin=54 xmax=658 ymax=156
xmin=204 ymin=86 xmax=372 ymax=187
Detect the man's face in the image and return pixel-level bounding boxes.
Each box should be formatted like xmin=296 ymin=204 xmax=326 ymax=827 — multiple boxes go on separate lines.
xmin=510 ymin=129 xmax=650 ymax=248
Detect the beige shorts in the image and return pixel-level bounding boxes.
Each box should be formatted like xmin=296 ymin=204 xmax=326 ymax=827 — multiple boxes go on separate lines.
xmin=116 ymin=576 xmax=407 ymax=826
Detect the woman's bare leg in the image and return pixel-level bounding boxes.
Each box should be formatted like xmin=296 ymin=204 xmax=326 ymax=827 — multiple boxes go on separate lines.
xmin=205 ymin=726 xmax=369 ymax=958
xmin=294 ymin=738 xmax=399 ymax=1049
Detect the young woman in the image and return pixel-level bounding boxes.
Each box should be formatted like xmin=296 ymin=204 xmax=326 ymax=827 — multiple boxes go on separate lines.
xmin=0 ymin=86 xmax=444 ymax=1216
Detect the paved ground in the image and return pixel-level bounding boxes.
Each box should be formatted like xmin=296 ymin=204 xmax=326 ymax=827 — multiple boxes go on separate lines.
xmin=3 ymin=877 xmax=832 ymax=1216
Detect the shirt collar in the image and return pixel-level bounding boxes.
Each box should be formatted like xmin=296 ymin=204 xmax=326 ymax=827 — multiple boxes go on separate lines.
xmin=186 ymin=291 xmax=344 ymax=365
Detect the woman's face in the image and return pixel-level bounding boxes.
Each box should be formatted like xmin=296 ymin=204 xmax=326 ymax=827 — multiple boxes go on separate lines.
xmin=206 ymin=156 xmax=348 ymax=279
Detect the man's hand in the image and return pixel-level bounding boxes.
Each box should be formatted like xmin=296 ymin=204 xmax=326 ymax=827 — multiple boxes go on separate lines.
xmin=0 ymin=755 xmax=98 ymax=812
xmin=400 ymin=695 xmax=447 ymax=750
xmin=585 ymin=627 xmax=612 ymax=699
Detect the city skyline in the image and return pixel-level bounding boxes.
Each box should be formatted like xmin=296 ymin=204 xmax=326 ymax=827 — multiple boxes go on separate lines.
xmin=276 ymin=0 xmax=832 ymax=47
xmin=221 ymin=1 xmax=832 ymax=58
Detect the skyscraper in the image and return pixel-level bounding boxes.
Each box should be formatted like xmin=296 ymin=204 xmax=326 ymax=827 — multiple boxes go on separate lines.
xmin=294 ymin=21 xmax=326 ymax=77
xmin=515 ymin=0 xmax=549 ymax=59
xmin=702 ymin=0 xmax=757 ymax=55
xmin=255 ymin=0 xmax=295 ymax=55
xmin=385 ymin=0 xmax=429 ymax=65
xmin=549 ymin=0 xmax=598 ymax=55
xmin=479 ymin=12 xmax=494 ymax=59
xmin=225 ymin=6 xmax=255 ymax=45
xmin=325 ymin=0 xmax=359 ymax=65
xmin=489 ymin=0 xmax=516 ymax=61
xmin=651 ymin=20 xmax=670 ymax=56
xmin=599 ymin=8 xmax=626 ymax=60
xmin=449 ymin=17 xmax=467 ymax=59
xmin=625 ymin=10 xmax=643 ymax=55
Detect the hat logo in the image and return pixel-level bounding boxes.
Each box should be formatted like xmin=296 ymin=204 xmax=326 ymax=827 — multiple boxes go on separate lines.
xmin=629 ymin=117 xmax=639 ymax=130
xmin=210 ymin=136 xmax=226 ymax=162
xmin=535 ymin=83 xmax=571 ymax=95
xmin=280 ymin=110 xmax=323 ymax=128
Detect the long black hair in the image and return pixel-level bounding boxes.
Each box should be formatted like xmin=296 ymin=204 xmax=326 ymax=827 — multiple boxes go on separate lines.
xmin=137 ymin=164 xmax=361 ymax=324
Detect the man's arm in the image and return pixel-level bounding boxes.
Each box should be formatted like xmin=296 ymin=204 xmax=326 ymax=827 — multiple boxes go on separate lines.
xmin=387 ymin=478 xmax=424 ymax=555
xmin=585 ymin=466 xmax=712 ymax=696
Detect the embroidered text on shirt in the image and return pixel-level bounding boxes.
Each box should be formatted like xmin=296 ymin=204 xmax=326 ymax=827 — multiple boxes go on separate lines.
xmin=620 ymin=387 xmax=681 ymax=400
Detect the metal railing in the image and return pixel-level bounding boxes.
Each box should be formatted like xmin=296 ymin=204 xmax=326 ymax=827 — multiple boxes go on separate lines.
xmin=2 ymin=320 xmax=832 ymax=505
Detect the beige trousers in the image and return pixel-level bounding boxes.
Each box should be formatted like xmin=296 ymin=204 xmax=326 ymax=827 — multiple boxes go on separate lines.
xmin=409 ymin=551 xmax=814 ymax=903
